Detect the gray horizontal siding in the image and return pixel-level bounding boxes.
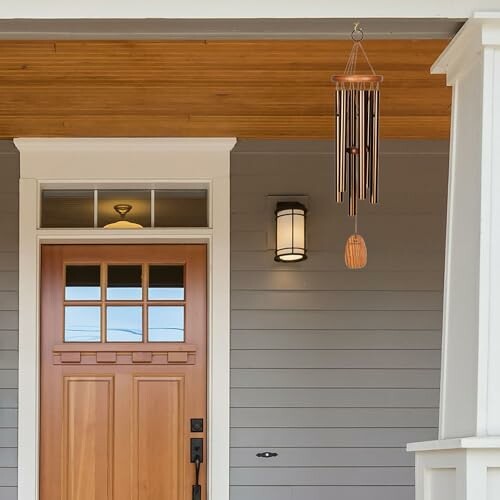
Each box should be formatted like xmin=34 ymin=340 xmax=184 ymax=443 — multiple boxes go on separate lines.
xmin=232 ymin=270 xmax=444 ymax=291
xmin=232 ymin=368 xmax=440 ymax=388
xmin=0 ymin=447 xmax=17 ymax=467
xmin=230 ymin=485 xmax=415 ymax=500
xmin=232 ymin=331 xmax=442 ymax=349
xmin=0 ymin=371 xmax=17 ymax=389
xmin=231 ymin=349 xmax=440 ymax=369
xmin=231 ymin=467 xmax=415 ymax=486
xmin=230 ymin=140 xmax=447 ymax=499
xmin=0 ymin=429 xmax=17 ymax=447
xmin=232 ymin=447 xmax=413 ymax=466
xmin=0 ymin=487 xmax=16 ymax=500
xmin=0 ymin=142 xmax=19 ymax=495
xmin=231 ymin=408 xmax=439 ymax=428
xmin=232 ymin=310 xmax=442 ymax=330
xmin=0 ymin=353 xmax=18 ymax=370
xmin=0 ymin=334 xmax=18 ymax=351
xmin=0 ymin=468 xmax=16 ymax=486
xmin=232 ymin=251 xmax=445 ymax=272
xmin=231 ymin=388 xmax=440 ymax=407
xmin=0 ymin=256 xmax=18 ymax=273
xmin=230 ymin=428 xmax=438 ymax=447
xmin=232 ymin=290 xmax=444 ymax=309
xmin=0 ymin=390 xmax=17 ymax=409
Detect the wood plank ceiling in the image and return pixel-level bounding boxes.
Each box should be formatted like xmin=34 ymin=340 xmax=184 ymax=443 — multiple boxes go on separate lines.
xmin=0 ymin=40 xmax=451 ymax=139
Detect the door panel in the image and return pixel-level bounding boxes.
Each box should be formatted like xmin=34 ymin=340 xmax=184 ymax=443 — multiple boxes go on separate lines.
xmin=40 ymin=245 xmax=207 ymax=500
xmin=133 ymin=376 xmax=184 ymax=500
xmin=62 ymin=377 xmax=114 ymax=500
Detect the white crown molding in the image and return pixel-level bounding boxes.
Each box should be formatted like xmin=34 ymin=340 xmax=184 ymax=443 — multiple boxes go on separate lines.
xmin=432 ymin=11 xmax=500 ymax=82
xmin=14 ymin=137 xmax=237 ymax=153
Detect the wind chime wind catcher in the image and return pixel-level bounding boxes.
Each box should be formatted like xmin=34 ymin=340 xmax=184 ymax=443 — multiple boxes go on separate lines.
xmin=331 ymin=24 xmax=383 ymax=269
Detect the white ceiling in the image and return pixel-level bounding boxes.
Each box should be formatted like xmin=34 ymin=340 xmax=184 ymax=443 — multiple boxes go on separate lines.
xmin=0 ymin=0 xmax=495 ymax=20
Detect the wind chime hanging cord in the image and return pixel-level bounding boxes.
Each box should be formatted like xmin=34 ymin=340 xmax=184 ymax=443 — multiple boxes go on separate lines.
xmin=344 ymin=24 xmax=377 ymax=78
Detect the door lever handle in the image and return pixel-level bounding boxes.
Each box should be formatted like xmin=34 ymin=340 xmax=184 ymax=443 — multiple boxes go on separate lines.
xmin=191 ymin=438 xmax=203 ymax=500
xmin=192 ymin=457 xmax=201 ymax=500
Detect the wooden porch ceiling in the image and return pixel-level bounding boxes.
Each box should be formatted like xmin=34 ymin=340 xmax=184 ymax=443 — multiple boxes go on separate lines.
xmin=0 ymin=39 xmax=450 ymax=139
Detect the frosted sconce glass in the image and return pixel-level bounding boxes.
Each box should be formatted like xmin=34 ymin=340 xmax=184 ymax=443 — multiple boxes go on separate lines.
xmin=274 ymin=202 xmax=307 ymax=262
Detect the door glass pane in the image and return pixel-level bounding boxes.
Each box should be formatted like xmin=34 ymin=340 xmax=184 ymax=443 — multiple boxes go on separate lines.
xmin=65 ymin=265 xmax=101 ymax=300
xmin=64 ymin=306 xmax=101 ymax=342
xmin=41 ymin=190 xmax=94 ymax=228
xmin=107 ymin=306 xmax=143 ymax=342
xmin=107 ymin=265 xmax=142 ymax=300
xmin=148 ymin=265 xmax=184 ymax=300
xmin=155 ymin=190 xmax=208 ymax=227
xmin=148 ymin=306 xmax=184 ymax=342
xmin=98 ymin=190 xmax=151 ymax=228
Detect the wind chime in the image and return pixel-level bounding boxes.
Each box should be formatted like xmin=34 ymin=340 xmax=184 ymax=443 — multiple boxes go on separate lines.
xmin=331 ymin=23 xmax=383 ymax=269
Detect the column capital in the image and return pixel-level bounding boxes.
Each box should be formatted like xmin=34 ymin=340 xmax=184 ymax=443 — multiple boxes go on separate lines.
xmin=432 ymin=12 xmax=500 ymax=83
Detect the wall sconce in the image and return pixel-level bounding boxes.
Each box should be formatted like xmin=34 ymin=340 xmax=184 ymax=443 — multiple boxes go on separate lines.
xmin=274 ymin=202 xmax=307 ymax=262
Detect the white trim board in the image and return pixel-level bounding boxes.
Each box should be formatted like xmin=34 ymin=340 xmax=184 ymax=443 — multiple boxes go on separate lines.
xmin=15 ymin=137 xmax=236 ymax=500
xmin=0 ymin=1 xmax=494 ymax=20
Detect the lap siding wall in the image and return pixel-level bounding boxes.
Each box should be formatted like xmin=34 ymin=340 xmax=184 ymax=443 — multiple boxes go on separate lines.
xmin=229 ymin=139 xmax=448 ymax=500
xmin=0 ymin=139 xmax=448 ymax=500
xmin=0 ymin=140 xmax=20 ymax=500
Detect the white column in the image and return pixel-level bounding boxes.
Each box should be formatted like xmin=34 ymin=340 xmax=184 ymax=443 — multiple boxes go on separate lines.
xmin=407 ymin=12 xmax=500 ymax=500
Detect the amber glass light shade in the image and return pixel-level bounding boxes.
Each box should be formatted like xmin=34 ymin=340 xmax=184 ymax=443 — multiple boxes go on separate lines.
xmin=345 ymin=233 xmax=367 ymax=269
xmin=104 ymin=204 xmax=143 ymax=229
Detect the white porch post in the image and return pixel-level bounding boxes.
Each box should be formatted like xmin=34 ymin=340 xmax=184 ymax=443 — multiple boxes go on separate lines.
xmin=407 ymin=12 xmax=500 ymax=500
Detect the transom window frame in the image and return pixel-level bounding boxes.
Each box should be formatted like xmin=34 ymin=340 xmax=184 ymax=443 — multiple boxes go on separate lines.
xmin=16 ymin=137 xmax=235 ymax=500
xmin=38 ymin=180 xmax=211 ymax=229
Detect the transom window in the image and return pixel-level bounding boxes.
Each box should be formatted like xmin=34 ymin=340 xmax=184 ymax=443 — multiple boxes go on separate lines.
xmin=41 ymin=188 xmax=208 ymax=228
xmin=64 ymin=264 xmax=185 ymax=343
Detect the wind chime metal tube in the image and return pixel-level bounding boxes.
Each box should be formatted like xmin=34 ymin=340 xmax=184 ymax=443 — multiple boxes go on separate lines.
xmin=349 ymin=87 xmax=357 ymax=217
xmin=335 ymin=89 xmax=343 ymax=203
xmin=340 ymin=88 xmax=347 ymax=192
xmin=332 ymin=26 xmax=383 ymax=217
xmin=358 ymin=89 xmax=366 ymax=200
xmin=370 ymin=89 xmax=380 ymax=204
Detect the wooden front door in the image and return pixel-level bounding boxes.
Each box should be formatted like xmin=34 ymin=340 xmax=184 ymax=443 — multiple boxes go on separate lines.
xmin=40 ymin=245 xmax=207 ymax=500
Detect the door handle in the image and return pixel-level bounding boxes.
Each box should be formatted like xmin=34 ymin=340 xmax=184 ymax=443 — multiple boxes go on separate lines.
xmin=190 ymin=438 xmax=203 ymax=500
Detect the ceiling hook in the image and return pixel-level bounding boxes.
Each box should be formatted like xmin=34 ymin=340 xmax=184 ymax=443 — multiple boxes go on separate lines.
xmin=351 ymin=22 xmax=364 ymax=42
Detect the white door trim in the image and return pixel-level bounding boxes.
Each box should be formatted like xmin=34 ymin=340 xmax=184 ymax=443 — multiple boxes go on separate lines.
xmin=15 ymin=137 xmax=235 ymax=500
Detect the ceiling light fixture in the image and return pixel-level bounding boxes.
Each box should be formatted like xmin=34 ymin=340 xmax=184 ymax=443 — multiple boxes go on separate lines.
xmin=104 ymin=204 xmax=143 ymax=229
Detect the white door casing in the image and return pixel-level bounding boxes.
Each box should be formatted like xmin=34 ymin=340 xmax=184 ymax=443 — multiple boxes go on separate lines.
xmin=16 ymin=138 xmax=235 ymax=500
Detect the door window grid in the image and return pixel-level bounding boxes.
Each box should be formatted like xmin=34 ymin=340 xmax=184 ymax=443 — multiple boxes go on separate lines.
xmin=63 ymin=263 xmax=185 ymax=343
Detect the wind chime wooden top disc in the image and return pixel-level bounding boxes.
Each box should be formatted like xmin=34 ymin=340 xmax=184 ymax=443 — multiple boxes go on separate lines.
xmin=331 ymin=25 xmax=383 ymax=217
